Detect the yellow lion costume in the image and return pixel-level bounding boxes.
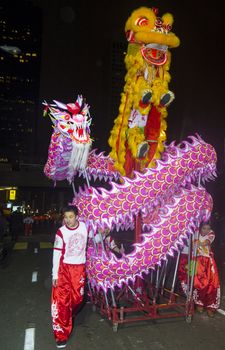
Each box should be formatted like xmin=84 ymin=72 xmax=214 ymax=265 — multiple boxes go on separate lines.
xmin=108 ymin=7 xmax=180 ymax=176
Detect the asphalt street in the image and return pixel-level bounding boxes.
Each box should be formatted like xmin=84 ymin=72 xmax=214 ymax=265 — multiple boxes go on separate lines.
xmin=1 ymin=225 xmax=225 ymax=350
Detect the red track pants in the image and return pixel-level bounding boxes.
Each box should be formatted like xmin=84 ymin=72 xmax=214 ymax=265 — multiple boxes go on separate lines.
xmin=51 ymin=262 xmax=86 ymax=341
xmin=24 ymin=223 xmax=32 ymax=236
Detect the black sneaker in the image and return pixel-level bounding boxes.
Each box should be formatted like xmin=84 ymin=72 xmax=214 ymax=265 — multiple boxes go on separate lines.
xmin=137 ymin=142 xmax=149 ymax=158
xmin=56 ymin=340 xmax=67 ymax=348
xmin=160 ymin=91 xmax=175 ymax=107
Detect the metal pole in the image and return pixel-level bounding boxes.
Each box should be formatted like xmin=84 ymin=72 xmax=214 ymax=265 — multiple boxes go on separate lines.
xmin=150 ymin=269 xmax=154 ymax=284
xmin=83 ymin=169 xmax=90 ymax=188
xmin=186 ymin=234 xmax=192 ymax=300
xmin=153 ymin=266 xmax=160 ymax=303
xmin=71 ymin=181 xmax=76 ymax=196
xmin=155 ymin=266 xmax=159 ymax=289
xmin=87 ymin=281 xmax=93 ymax=301
xmin=198 ymin=173 xmax=201 ymax=187
xmin=189 ymin=230 xmax=199 ymax=300
xmin=171 ymin=250 xmax=181 ymax=294
xmin=128 ymin=285 xmax=144 ymax=307
xmin=161 ymin=260 xmax=168 ymax=294
xmin=103 ymin=289 xmax=109 ymax=308
xmin=110 ymin=288 xmax=117 ymax=308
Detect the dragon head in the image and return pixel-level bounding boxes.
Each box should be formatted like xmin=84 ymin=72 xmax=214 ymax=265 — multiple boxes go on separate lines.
xmin=43 ymin=95 xmax=92 ymax=144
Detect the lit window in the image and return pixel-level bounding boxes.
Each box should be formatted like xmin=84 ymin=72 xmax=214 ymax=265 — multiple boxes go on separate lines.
xmin=32 ymin=53 xmax=37 ymax=57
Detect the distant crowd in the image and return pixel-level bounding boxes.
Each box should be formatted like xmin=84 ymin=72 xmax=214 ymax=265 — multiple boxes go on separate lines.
xmin=0 ymin=207 xmax=63 ymax=242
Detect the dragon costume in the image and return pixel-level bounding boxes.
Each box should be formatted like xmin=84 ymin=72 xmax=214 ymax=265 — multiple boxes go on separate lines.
xmin=108 ymin=7 xmax=180 ymax=176
xmin=43 ymin=7 xmax=217 ymax=293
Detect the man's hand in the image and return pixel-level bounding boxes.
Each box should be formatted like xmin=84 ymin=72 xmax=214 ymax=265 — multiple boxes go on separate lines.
xmin=52 ymin=279 xmax=58 ymax=287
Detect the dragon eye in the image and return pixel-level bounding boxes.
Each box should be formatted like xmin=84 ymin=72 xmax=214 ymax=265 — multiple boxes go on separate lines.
xmin=155 ymin=17 xmax=163 ymax=28
xmin=135 ymin=16 xmax=149 ymax=26
xmin=163 ymin=23 xmax=172 ymax=32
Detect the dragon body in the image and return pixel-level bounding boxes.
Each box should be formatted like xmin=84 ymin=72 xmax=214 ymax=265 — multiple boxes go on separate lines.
xmin=86 ymin=187 xmax=212 ymax=290
xmin=71 ymin=136 xmax=216 ymax=290
xmin=44 ymin=139 xmax=119 ymax=183
xmin=72 ymin=136 xmax=216 ymax=233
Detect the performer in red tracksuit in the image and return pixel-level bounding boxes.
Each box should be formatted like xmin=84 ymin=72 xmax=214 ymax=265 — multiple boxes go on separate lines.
xmin=51 ymin=205 xmax=88 ymax=349
xmin=178 ymin=223 xmax=220 ymax=317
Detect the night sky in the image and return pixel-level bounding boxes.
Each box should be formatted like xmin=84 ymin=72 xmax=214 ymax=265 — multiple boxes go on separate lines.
xmin=30 ymin=0 xmax=225 ymax=200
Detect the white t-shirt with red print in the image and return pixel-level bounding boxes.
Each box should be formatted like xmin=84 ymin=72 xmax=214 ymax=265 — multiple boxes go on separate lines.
xmin=197 ymin=230 xmax=215 ymax=257
xmin=52 ymin=221 xmax=88 ymax=279
xmin=181 ymin=231 xmax=215 ymax=257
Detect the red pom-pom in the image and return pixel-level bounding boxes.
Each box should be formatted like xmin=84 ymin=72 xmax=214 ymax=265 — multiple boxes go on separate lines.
xmin=152 ymin=7 xmax=158 ymax=16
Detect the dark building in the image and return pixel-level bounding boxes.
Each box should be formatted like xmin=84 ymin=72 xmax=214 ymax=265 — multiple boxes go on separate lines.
xmin=0 ymin=1 xmax=42 ymax=167
xmin=110 ymin=41 xmax=126 ymax=120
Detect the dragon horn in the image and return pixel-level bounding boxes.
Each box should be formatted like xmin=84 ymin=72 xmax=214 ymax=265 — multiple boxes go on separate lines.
xmin=53 ymin=100 xmax=68 ymax=110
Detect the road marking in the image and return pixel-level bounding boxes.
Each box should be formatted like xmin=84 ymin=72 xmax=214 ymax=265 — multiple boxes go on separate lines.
xmin=40 ymin=242 xmax=53 ymax=249
xmin=24 ymin=327 xmax=35 ymax=350
xmin=13 ymin=242 xmax=28 ymax=250
xmin=217 ymin=308 xmax=225 ymax=316
xmin=32 ymin=271 xmax=38 ymax=282
xmin=34 ymin=248 xmax=38 ymax=254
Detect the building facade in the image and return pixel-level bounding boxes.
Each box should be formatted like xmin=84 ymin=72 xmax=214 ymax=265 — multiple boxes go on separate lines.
xmin=0 ymin=1 xmax=42 ymax=167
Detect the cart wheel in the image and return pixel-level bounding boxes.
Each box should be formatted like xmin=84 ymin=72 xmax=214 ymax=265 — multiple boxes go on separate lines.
xmin=92 ymin=305 xmax=96 ymax=312
xmin=113 ymin=323 xmax=118 ymax=332
xmin=186 ymin=315 xmax=192 ymax=324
